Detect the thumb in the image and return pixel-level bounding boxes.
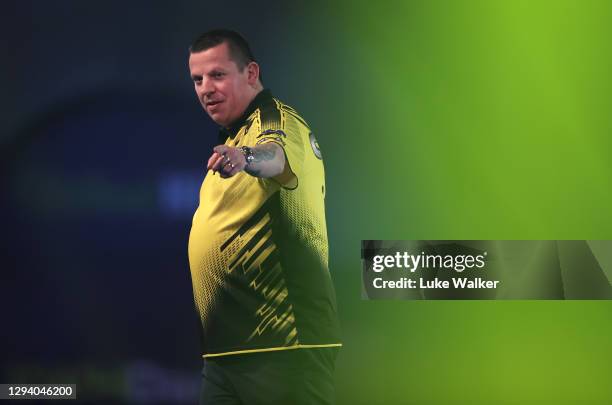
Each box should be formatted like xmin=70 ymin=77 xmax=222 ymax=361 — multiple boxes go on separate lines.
xmin=213 ymin=145 xmax=229 ymax=154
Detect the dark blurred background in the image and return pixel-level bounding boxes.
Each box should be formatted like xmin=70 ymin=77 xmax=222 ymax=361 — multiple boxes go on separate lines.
xmin=1 ymin=1 xmax=332 ymax=403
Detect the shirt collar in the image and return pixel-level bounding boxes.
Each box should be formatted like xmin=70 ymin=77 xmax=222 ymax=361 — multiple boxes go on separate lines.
xmin=218 ymin=89 xmax=273 ymax=141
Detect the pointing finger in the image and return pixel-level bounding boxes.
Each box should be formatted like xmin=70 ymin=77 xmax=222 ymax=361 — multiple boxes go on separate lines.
xmin=211 ymin=154 xmax=226 ymax=172
xmin=207 ymin=152 xmax=221 ymax=171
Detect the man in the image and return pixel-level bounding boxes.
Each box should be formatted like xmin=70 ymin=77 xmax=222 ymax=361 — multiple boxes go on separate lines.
xmin=187 ymin=29 xmax=342 ymax=404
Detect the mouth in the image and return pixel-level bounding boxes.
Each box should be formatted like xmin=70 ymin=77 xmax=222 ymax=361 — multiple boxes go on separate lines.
xmin=205 ymin=100 xmax=223 ymax=109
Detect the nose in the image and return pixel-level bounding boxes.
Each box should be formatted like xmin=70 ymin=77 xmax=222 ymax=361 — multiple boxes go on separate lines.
xmin=200 ymin=77 xmax=215 ymax=97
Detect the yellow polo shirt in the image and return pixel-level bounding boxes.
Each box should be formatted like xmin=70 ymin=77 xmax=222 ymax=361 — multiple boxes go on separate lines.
xmin=188 ymin=89 xmax=341 ymax=358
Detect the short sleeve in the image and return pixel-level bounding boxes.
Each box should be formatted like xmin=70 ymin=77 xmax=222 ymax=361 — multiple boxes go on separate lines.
xmin=255 ymin=123 xmax=304 ymax=190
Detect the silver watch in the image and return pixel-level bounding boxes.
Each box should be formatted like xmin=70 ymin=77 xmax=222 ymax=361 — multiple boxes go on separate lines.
xmin=240 ymin=146 xmax=255 ymax=166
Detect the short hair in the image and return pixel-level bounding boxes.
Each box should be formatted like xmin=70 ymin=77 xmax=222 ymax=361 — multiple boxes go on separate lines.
xmin=189 ymin=29 xmax=261 ymax=80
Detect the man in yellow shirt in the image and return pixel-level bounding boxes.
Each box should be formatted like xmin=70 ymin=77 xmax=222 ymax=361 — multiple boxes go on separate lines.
xmin=187 ymin=29 xmax=341 ymax=404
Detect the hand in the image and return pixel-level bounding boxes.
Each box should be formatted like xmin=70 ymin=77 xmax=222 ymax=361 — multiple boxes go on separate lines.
xmin=207 ymin=145 xmax=247 ymax=178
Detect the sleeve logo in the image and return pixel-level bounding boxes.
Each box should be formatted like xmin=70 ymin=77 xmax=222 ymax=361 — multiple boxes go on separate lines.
xmin=309 ymin=132 xmax=323 ymax=160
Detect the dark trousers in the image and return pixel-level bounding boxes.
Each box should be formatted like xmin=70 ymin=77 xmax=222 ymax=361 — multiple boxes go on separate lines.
xmin=200 ymin=347 xmax=339 ymax=405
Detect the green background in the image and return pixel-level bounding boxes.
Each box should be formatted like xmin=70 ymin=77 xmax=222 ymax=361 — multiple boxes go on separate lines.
xmin=5 ymin=1 xmax=610 ymax=403
xmin=276 ymin=1 xmax=612 ymax=403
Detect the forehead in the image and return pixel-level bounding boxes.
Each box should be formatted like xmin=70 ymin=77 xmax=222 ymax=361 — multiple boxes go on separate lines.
xmin=189 ymin=42 xmax=238 ymax=73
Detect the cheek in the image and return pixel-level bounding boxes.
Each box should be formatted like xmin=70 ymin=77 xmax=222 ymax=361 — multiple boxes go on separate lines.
xmin=225 ymin=88 xmax=239 ymax=110
xmin=230 ymin=85 xmax=246 ymax=108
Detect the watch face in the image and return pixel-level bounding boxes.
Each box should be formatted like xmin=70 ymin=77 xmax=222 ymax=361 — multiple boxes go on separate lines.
xmin=242 ymin=147 xmax=254 ymax=164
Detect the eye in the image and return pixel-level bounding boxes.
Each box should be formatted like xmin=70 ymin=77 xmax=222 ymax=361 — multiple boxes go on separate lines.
xmin=211 ymin=72 xmax=225 ymax=79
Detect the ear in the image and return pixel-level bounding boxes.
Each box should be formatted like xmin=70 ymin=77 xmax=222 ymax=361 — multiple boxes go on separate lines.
xmin=246 ymin=61 xmax=260 ymax=86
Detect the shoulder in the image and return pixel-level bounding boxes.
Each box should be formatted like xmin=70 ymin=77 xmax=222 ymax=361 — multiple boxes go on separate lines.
xmin=255 ymin=97 xmax=310 ymax=132
xmin=275 ymin=98 xmax=311 ymax=131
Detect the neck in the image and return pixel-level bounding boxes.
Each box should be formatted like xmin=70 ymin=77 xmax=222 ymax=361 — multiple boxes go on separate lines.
xmin=249 ymin=82 xmax=264 ymax=99
xmin=224 ymin=86 xmax=266 ymax=130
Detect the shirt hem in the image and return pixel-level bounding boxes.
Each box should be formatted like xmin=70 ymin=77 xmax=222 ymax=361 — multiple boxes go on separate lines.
xmin=202 ymin=343 xmax=343 ymax=358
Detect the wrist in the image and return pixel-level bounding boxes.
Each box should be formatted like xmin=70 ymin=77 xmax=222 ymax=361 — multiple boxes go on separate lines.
xmin=240 ymin=146 xmax=255 ymax=167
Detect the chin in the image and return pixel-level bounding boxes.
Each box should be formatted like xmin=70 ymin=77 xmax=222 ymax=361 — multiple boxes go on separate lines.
xmin=209 ymin=114 xmax=227 ymax=127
